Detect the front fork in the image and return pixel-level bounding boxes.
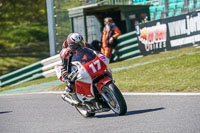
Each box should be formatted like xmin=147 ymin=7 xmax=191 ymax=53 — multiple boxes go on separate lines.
xmin=101 ymin=92 xmax=111 ymax=103
xmin=94 ymin=76 xmax=112 ymax=104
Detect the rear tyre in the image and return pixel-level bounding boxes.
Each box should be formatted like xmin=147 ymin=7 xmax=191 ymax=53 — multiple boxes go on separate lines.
xmin=75 ymin=105 xmax=95 ymax=118
xmin=102 ymin=82 xmax=127 ymax=115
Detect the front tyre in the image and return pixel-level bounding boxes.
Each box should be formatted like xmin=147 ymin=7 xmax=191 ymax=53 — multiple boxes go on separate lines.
xmin=102 ymin=82 xmax=127 ymax=115
xmin=75 ymin=105 xmax=95 ymax=118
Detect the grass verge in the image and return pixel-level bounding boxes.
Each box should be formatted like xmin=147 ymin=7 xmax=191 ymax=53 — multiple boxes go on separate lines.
xmin=0 ymin=56 xmax=41 ymax=76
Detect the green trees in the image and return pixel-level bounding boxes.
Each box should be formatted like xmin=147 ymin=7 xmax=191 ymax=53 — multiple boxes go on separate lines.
xmin=0 ymin=0 xmax=48 ymax=51
xmin=0 ymin=0 xmax=47 ymax=29
xmin=0 ymin=0 xmax=85 ymax=52
xmin=0 ymin=0 xmax=87 ymax=75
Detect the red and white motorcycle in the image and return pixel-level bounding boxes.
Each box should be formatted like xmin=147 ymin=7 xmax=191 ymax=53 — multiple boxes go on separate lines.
xmin=55 ymin=48 xmax=127 ymax=117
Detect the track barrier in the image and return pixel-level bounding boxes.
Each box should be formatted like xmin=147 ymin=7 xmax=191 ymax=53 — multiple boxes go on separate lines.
xmin=0 ymin=55 xmax=61 ymax=87
xmin=112 ymin=31 xmax=141 ymax=62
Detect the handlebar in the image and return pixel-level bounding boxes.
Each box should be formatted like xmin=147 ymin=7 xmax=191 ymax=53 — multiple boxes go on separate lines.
xmin=68 ymin=68 xmax=79 ymax=82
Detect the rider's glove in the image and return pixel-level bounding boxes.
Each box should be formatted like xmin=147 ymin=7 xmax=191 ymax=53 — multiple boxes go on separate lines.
xmin=61 ymin=68 xmax=69 ymax=82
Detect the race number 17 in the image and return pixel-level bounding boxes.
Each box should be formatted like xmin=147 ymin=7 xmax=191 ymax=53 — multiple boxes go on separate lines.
xmin=89 ymin=60 xmax=101 ymax=73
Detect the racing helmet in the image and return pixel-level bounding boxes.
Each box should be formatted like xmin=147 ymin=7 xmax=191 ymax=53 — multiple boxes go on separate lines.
xmin=66 ymin=33 xmax=84 ymax=51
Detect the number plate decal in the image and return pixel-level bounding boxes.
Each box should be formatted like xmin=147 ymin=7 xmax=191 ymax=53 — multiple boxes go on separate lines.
xmin=83 ymin=57 xmax=107 ymax=79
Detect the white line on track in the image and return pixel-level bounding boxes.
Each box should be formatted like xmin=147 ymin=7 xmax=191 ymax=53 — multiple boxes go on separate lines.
xmin=1 ymin=91 xmax=200 ymax=96
xmin=122 ymin=92 xmax=200 ymax=96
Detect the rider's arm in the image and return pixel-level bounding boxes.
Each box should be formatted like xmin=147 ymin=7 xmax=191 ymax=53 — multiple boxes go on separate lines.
xmin=62 ymin=40 xmax=68 ymax=48
xmin=60 ymin=47 xmax=73 ymax=81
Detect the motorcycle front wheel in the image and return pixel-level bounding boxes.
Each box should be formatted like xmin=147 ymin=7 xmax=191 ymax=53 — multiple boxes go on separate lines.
xmin=75 ymin=105 xmax=95 ymax=118
xmin=102 ymin=82 xmax=127 ymax=115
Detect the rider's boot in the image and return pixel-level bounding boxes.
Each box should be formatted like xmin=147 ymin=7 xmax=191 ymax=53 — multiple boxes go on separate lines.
xmin=61 ymin=86 xmax=72 ymax=97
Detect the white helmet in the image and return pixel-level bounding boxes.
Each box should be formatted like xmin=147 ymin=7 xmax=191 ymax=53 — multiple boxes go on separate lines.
xmin=67 ymin=33 xmax=83 ymax=44
xmin=66 ymin=33 xmax=83 ymax=51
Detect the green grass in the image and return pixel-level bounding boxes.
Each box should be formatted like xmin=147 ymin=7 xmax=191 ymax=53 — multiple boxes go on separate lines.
xmin=0 ymin=56 xmax=41 ymax=76
xmin=0 ymin=23 xmax=49 ymax=76
xmin=110 ymin=47 xmax=200 ymax=92
xmin=109 ymin=46 xmax=200 ymax=69
xmin=114 ymin=53 xmax=200 ymax=92
xmin=0 ymin=24 xmax=48 ymax=48
xmin=1 ymin=46 xmax=200 ymax=92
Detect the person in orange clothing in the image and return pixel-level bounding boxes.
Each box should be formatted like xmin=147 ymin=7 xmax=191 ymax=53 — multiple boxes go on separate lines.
xmin=101 ymin=17 xmax=121 ymax=60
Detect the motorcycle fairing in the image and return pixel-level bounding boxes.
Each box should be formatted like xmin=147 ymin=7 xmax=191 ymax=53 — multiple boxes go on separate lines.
xmin=71 ymin=61 xmax=92 ymax=84
xmin=71 ymin=61 xmax=94 ymax=102
xmin=96 ymin=77 xmax=112 ymax=93
xmin=75 ymin=80 xmax=95 ymax=102
xmin=71 ymin=56 xmax=108 ymax=102
xmin=83 ymin=56 xmax=107 ymax=80
xmin=54 ymin=64 xmax=65 ymax=82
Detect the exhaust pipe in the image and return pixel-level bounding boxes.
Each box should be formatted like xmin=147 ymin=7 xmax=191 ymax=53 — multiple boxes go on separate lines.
xmin=61 ymin=94 xmax=78 ymax=106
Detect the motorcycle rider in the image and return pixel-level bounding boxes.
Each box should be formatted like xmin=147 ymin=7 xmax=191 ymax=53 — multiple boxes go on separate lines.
xmin=59 ymin=33 xmax=112 ymax=101
xmin=60 ymin=33 xmax=87 ymax=96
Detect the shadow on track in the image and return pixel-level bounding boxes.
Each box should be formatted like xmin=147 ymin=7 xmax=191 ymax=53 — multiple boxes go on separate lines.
xmin=95 ymin=107 xmax=165 ymax=118
xmin=0 ymin=111 xmax=13 ymax=114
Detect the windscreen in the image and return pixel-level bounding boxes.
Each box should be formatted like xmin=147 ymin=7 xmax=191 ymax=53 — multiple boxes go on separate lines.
xmin=71 ymin=48 xmax=97 ymax=64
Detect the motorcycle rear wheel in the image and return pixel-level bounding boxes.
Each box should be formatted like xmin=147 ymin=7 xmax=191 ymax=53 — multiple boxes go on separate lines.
xmin=75 ymin=105 xmax=95 ymax=118
xmin=102 ymin=82 xmax=127 ymax=115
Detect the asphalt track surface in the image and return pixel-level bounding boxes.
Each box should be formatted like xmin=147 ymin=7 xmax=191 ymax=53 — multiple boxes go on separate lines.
xmin=0 ymin=93 xmax=200 ymax=133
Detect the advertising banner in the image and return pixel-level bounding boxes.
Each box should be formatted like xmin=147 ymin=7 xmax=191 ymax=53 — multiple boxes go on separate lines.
xmin=137 ymin=11 xmax=200 ymax=56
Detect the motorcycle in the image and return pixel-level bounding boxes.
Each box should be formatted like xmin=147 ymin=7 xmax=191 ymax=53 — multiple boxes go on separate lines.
xmin=55 ymin=48 xmax=127 ymax=117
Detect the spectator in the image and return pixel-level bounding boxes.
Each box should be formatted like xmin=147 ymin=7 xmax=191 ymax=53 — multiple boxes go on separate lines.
xmin=101 ymin=17 xmax=121 ymax=60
